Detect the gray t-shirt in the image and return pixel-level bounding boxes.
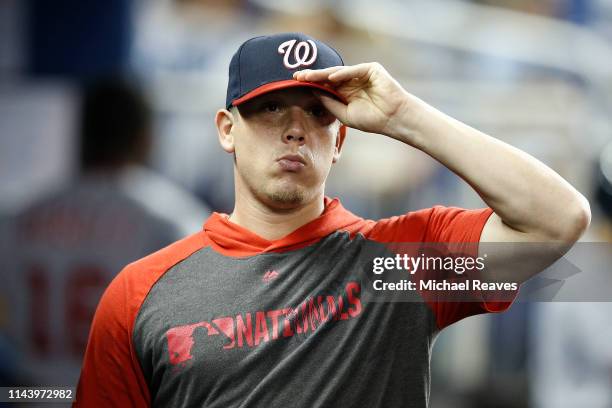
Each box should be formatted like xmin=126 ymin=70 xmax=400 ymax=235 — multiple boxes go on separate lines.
xmin=75 ymin=197 xmax=509 ymax=407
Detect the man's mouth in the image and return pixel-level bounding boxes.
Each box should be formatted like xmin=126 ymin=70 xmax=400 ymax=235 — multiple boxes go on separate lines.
xmin=277 ymin=154 xmax=306 ymax=172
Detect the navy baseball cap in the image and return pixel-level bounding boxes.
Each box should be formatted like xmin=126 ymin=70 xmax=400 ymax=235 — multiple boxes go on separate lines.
xmin=225 ymin=33 xmax=346 ymax=109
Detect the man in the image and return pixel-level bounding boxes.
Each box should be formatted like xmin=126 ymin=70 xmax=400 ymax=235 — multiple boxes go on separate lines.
xmin=75 ymin=33 xmax=590 ymax=407
xmin=1 ymin=77 xmax=209 ymax=390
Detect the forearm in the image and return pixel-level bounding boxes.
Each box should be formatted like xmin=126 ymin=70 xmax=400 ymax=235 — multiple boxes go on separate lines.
xmin=390 ymin=95 xmax=590 ymax=241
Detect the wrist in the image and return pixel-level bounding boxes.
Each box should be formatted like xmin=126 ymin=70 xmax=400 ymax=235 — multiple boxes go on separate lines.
xmin=383 ymin=93 xmax=431 ymax=149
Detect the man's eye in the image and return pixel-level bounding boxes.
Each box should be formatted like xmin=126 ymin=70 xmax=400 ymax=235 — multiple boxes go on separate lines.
xmin=311 ymin=106 xmax=327 ymax=117
xmin=264 ymin=102 xmax=279 ymax=112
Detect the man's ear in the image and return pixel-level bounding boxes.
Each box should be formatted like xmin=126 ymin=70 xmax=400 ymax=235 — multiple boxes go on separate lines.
xmin=216 ymin=108 xmax=236 ymax=154
xmin=332 ymin=125 xmax=347 ymax=163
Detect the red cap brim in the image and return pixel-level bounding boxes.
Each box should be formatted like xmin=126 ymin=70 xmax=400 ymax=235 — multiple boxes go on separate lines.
xmin=232 ymin=79 xmax=347 ymax=106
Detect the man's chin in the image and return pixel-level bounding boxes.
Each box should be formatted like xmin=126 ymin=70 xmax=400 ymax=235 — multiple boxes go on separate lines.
xmin=266 ymin=189 xmax=307 ymax=208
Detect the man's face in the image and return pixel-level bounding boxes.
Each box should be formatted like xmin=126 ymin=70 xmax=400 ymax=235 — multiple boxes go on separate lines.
xmin=224 ymin=87 xmax=344 ymax=209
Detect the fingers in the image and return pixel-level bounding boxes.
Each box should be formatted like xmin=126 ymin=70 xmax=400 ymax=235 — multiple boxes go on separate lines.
xmin=294 ymin=63 xmax=375 ymax=84
xmin=293 ymin=66 xmax=343 ymax=82
xmin=313 ymin=91 xmax=348 ymax=124
xmin=327 ymin=64 xmax=372 ymax=83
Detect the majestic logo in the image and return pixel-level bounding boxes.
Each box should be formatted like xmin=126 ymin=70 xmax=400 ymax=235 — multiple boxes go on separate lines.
xmin=278 ymin=39 xmax=318 ymax=69
xmin=262 ymin=270 xmax=279 ymax=283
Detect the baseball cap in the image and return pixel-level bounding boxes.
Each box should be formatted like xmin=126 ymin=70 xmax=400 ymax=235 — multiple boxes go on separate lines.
xmin=225 ymin=32 xmax=346 ymax=109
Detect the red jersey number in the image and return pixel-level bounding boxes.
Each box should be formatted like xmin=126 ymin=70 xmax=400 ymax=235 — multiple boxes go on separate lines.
xmin=27 ymin=264 xmax=107 ymax=358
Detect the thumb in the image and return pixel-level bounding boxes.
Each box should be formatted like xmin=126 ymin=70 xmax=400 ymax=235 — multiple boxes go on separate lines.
xmin=314 ymin=90 xmax=348 ymax=124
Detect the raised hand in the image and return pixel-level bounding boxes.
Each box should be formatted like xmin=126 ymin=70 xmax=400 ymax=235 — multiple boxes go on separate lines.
xmin=293 ymin=63 xmax=416 ymax=138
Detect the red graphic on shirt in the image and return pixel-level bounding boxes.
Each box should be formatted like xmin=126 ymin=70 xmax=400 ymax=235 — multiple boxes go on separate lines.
xmin=166 ymin=321 xmax=219 ymax=366
xmin=165 ymin=281 xmax=362 ymax=367
xmin=262 ymin=270 xmax=279 ymax=283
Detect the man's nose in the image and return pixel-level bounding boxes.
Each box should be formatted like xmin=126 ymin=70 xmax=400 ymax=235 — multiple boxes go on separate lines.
xmin=282 ymin=107 xmax=307 ymax=145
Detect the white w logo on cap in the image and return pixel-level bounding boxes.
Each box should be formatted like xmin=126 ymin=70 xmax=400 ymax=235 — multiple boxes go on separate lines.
xmin=278 ymin=39 xmax=318 ymax=69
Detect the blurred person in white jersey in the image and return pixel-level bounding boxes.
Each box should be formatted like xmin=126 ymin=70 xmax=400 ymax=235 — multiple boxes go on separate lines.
xmin=0 ymin=77 xmax=210 ymax=389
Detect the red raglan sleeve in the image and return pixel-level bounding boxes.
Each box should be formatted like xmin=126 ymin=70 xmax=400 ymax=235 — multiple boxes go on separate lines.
xmin=74 ymin=268 xmax=150 ymax=407
xmin=422 ymin=206 xmax=517 ymax=330
xmin=366 ymin=205 xmax=493 ymax=249
xmin=423 ymin=205 xmax=494 ymax=244
xmin=367 ymin=205 xmax=517 ymax=331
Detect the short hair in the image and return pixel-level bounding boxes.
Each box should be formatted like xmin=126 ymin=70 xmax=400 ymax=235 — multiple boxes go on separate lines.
xmin=79 ymin=76 xmax=152 ymax=170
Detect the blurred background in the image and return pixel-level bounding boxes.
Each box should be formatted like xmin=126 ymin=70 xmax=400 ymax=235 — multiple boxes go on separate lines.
xmin=1 ymin=0 xmax=612 ymax=407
